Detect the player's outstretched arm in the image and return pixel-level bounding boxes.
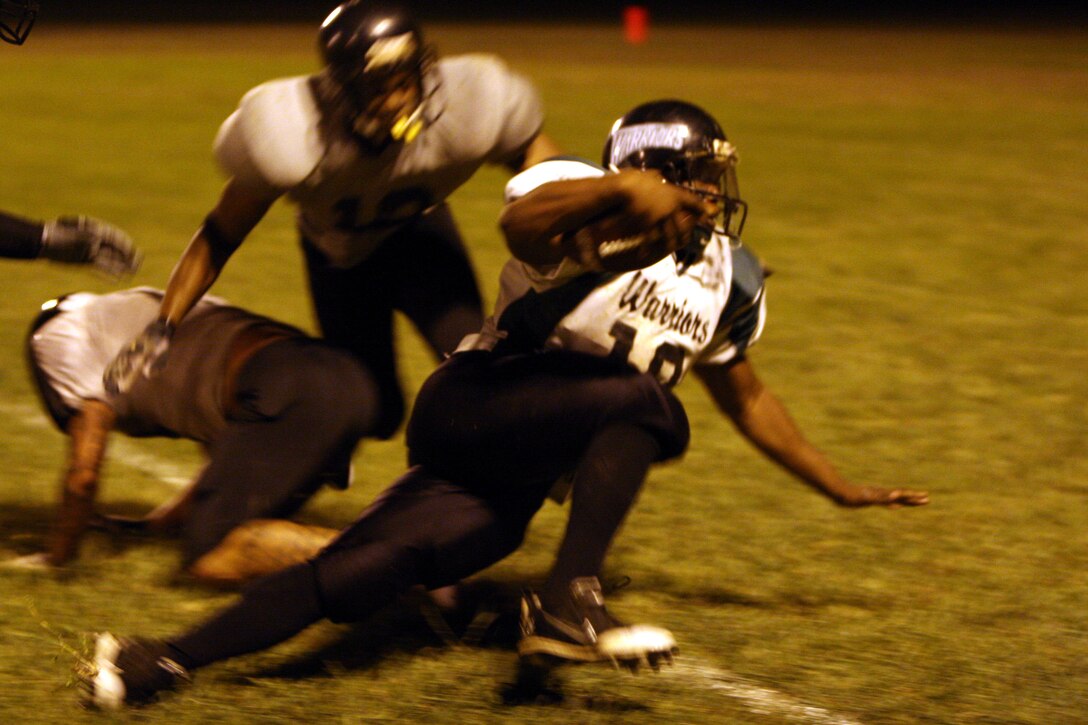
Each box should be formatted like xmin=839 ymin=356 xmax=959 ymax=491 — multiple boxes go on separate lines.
xmin=38 ymin=400 xmax=118 ymax=566
xmin=103 ymin=180 xmax=274 ymax=396
xmin=696 ymin=360 xmax=929 ymax=508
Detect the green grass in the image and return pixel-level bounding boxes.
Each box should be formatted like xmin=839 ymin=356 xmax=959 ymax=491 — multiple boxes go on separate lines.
xmin=1 ymin=22 xmax=1087 ymax=724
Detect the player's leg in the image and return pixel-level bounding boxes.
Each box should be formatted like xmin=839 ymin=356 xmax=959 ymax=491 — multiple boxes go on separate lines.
xmin=312 ymin=466 xmax=547 ymax=623
xmin=385 ymin=203 xmax=485 ymax=357
xmin=407 ymin=350 xmax=689 ymax=666
xmin=90 ymin=467 xmax=546 ymax=707
xmin=183 ymin=340 xmax=379 ymax=582
xmin=408 ymin=349 xmax=690 ymax=490
xmin=302 ymin=236 xmax=404 ymax=438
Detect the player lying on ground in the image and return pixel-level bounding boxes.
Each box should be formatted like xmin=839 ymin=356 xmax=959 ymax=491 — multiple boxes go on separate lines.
xmin=0 ymin=210 xmax=140 ymax=277
xmin=11 ymin=287 xmax=371 ymax=583
xmin=85 ymin=100 xmax=926 ymax=708
xmin=103 ymin=0 xmax=561 ymax=460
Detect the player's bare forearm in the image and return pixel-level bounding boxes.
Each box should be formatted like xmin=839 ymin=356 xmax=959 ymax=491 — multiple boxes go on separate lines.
xmin=159 ymin=234 xmax=222 ymax=326
xmin=501 ymin=174 xmax=632 ymax=265
xmin=160 ymin=179 xmax=275 ymax=326
xmin=696 ymin=361 xmax=929 ymax=508
xmin=46 ymin=400 xmax=116 ymax=565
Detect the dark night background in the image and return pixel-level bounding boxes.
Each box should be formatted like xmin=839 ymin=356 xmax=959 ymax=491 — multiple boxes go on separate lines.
xmin=33 ymin=1 xmax=1088 ymax=26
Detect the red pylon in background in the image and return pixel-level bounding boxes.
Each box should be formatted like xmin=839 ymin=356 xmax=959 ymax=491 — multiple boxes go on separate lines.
xmin=624 ymin=5 xmax=649 ymax=44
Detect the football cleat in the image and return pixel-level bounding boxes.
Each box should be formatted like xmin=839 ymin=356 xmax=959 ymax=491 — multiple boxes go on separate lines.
xmin=517 ymin=576 xmax=678 ymax=671
xmin=517 ymin=589 xmax=600 ymax=664
xmin=86 ymin=633 xmax=189 ymax=708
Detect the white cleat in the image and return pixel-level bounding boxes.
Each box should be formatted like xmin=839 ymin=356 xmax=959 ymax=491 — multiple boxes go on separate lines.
xmin=90 ymin=633 xmax=127 ymax=709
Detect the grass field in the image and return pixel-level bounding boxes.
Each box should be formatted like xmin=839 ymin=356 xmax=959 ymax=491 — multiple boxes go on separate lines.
xmin=1 ymin=21 xmax=1086 ymax=724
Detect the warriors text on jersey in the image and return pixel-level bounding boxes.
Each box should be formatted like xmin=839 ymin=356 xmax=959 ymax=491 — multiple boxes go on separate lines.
xmin=214 ymin=54 xmax=543 ymax=268
xmin=460 ymin=158 xmax=767 ymax=387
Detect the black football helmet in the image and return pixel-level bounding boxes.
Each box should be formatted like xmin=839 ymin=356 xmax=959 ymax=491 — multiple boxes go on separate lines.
xmin=1 ymin=0 xmax=38 ymax=45
xmin=603 ymin=99 xmax=747 ymax=242
xmin=317 ymin=1 xmax=434 ymax=148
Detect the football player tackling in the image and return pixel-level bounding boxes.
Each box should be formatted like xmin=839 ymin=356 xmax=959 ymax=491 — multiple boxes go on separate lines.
xmin=14 ymin=288 xmax=369 ymax=582
xmin=103 ymin=0 xmax=560 ymax=447
xmin=86 ymin=100 xmax=926 ymax=708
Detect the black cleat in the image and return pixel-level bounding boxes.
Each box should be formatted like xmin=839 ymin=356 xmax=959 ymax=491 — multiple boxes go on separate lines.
xmin=517 ymin=576 xmax=678 ymax=670
xmin=86 ymin=633 xmax=189 ymax=708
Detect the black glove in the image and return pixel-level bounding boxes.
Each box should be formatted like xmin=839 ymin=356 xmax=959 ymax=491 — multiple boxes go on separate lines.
xmin=40 ymin=215 xmax=141 ymax=278
xmin=103 ymin=319 xmax=174 ymax=396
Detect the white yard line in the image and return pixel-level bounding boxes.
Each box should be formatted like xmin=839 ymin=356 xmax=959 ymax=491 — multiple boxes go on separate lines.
xmin=2 ymin=401 xmax=192 ymax=487
xmin=672 ymin=660 xmax=864 ymax=725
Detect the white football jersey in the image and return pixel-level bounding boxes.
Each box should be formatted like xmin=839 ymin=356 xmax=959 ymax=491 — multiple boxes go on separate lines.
xmin=460 ymin=158 xmax=767 ymax=387
xmin=214 ymin=54 xmax=544 ymax=268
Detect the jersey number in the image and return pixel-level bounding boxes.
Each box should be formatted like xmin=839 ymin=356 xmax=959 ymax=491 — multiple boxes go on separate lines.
xmin=607 ymin=320 xmax=686 ymax=387
xmin=334 ymin=187 xmax=434 ymax=233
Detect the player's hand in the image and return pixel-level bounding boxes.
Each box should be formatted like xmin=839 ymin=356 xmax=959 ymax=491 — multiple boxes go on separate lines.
xmin=615 ymin=168 xmax=717 ymax=233
xmin=835 ymin=484 xmax=930 ymax=508
xmin=40 ymin=215 xmax=142 ymax=278
xmin=103 ymin=319 xmax=174 ymax=396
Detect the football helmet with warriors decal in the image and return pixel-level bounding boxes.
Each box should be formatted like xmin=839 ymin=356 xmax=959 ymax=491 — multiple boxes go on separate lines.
xmin=603 ymin=100 xmax=747 ymax=244
xmin=316 ymin=1 xmax=435 ymax=149
xmin=1 ymin=0 xmax=37 ymax=45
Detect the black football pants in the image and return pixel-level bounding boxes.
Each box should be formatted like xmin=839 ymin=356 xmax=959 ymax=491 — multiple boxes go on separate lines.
xmin=168 ymin=349 xmax=689 ymax=666
xmin=182 ymin=338 xmax=379 ymax=565
xmin=302 ymin=202 xmax=484 ymax=439
xmin=314 ymin=349 xmax=690 ymax=622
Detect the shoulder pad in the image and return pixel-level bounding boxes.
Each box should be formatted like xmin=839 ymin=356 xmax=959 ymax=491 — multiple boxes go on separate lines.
xmin=505 ymin=157 xmax=605 ymax=203
xmin=214 ymin=77 xmax=324 ymax=192
xmin=730 ymin=242 xmax=765 ymax=298
xmin=434 ymin=55 xmax=545 ymax=165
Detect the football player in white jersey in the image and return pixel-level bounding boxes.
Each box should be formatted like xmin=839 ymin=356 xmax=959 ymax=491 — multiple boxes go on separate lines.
xmin=103 ymin=0 xmax=561 ymax=445
xmin=11 ymin=288 xmax=373 ymax=583
xmin=86 ymin=101 xmax=926 ymax=708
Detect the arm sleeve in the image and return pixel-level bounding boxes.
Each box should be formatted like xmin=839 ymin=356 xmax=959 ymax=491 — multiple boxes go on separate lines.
xmin=0 ymin=209 xmax=44 ymax=259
